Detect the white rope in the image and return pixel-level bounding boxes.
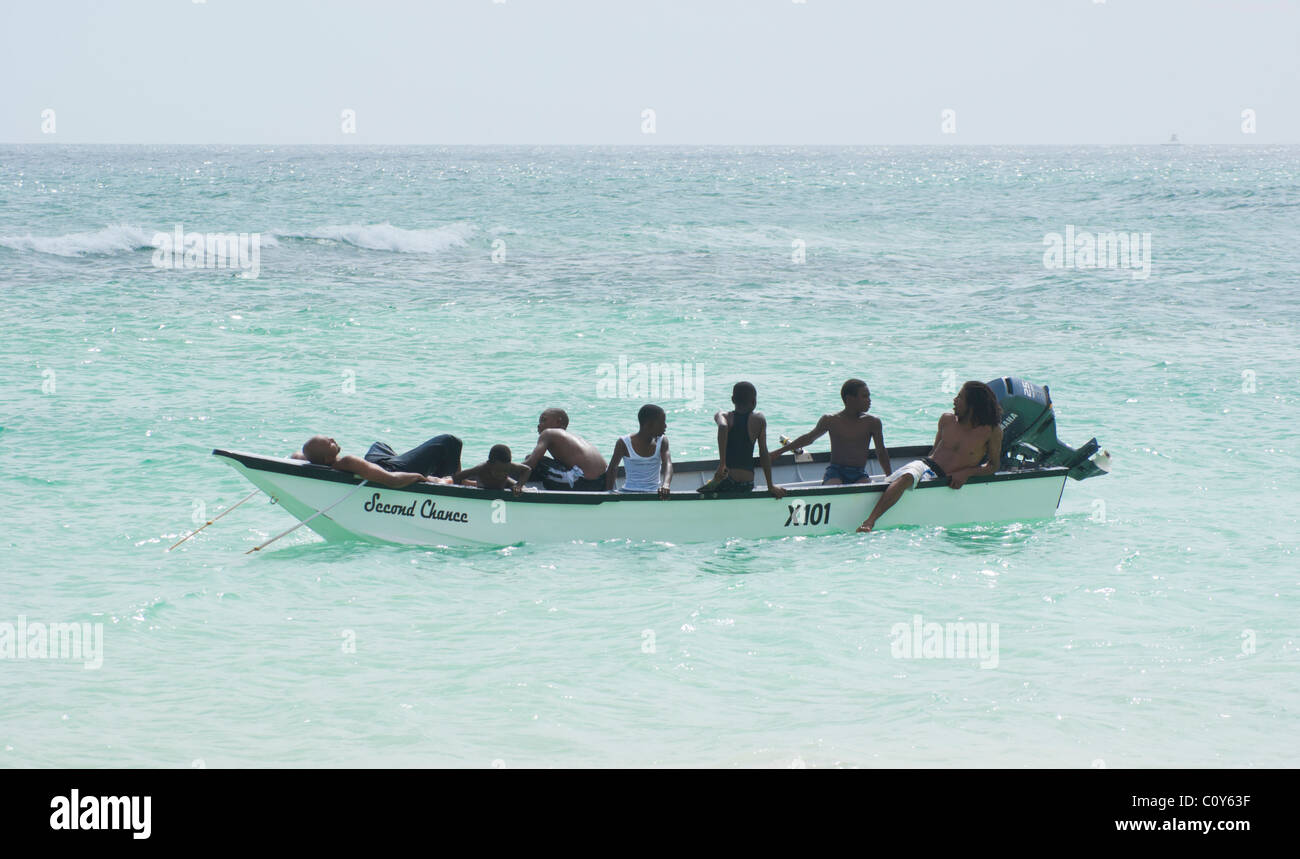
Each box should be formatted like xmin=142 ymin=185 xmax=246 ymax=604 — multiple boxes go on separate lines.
xmin=245 ymin=481 xmax=370 ymax=554
xmin=168 ymin=489 xmax=261 ymax=551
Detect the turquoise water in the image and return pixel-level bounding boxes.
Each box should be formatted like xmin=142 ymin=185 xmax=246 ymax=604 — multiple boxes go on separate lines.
xmin=1 ymin=145 xmax=1297 ymax=767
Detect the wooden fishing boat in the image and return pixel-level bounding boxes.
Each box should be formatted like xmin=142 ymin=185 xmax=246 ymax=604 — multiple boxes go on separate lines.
xmin=212 ymin=377 xmax=1108 ymax=549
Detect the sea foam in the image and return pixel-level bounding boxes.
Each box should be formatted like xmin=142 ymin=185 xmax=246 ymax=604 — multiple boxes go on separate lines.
xmin=0 ymin=224 xmax=157 ymax=257
xmin=0 ymin=224 xmax=281 ymax=257
xmin=272 ymin=222 xmax=475 ymax=253
xmin=0 ymin=221 xmax=465 ymax=258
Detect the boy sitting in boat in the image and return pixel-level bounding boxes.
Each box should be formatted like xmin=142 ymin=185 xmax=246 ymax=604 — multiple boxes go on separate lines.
xmin=293 ymin=436 xmax=451 ymax=488
xmin=454 ymin=444 xmax=531 ymax=495
xmin=698 ymin=382 xmax=786 ymax=499
xmin=857 ymin=381 xmax=1003 ymax=533
xmin=770 ymin=379 xmax=892 ymax=484
xmin=522 ymin=408 xmax=609 ymax=491
xmin=605 ymin=404 xmax=673 ymax=498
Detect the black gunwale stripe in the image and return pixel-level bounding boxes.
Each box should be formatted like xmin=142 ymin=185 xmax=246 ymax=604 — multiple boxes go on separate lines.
xmin=213 ymin=449 xmax=1067 ymax=506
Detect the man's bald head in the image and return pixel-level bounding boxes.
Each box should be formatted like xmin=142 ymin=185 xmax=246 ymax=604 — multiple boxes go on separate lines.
xmin=302 ymin=435 xmax=339 ymax=465
xmin=538 ymin=408 xmax=569 ymax=431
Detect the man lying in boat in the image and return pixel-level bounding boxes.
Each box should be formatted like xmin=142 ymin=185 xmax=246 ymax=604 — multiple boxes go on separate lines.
xmin=454 ymin=444 xmax=531 ymax=495
xmin=293 ymin=436 xmax=453 ymax=488
xmin=698 ymin=381 xmax=786 ymax=499
xmin=770 ymin=378 xmax=892 ymax=484
xmin=606 ymin=404 xmax=673 ymax=497
xmin=362 ymin=433 xmax=462 ymax=480
xmin=857 ymin=381 xmax=1003 ymax=533
xmin=521 ymin=408 xmax=609 ymax=491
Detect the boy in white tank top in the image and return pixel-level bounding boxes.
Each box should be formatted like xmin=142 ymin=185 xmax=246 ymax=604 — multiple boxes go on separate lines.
xmin=605 ymin=404 xmax=673 ymax=497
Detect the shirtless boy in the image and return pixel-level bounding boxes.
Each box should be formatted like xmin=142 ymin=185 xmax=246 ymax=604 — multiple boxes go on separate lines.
xmin=455 ymin=444 xmax=532 ymax=495
xmin=521 ymin=408 xmax=610 ymax=491
xmin=857 ymin=381 xmax=1004 ymax=532
xmin=771 ymin=379 xmax=891 ymax=484
xmin=294 ymin=436 xmax=450 ymax=488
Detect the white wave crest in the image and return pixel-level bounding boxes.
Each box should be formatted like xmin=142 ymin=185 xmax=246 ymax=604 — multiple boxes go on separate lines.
xmin=0 ymin=222 xmax=464 ymax=258
xmin=0 ymin=224 xmax=157 ymax=257
xmin=0 ymin=224 xmax=280 ymax=257
xmin=275 ymin=222 xmax=475 ymax=253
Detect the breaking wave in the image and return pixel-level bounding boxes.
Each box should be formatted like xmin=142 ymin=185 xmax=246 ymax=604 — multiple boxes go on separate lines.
xmin=0 ymin=221 xmax=470 ymax=258
xmin=0 ymin=224 xmax=157 ymax=256
xmin=271 ymin=222 xmax=475 ymax=253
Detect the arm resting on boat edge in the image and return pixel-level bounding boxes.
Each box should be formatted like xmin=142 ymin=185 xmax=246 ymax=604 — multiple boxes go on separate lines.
xmin=335 ymin=455 xmax=429 ymax=489
xmin=507 ymin=463 xmax=531 ymax=495
xmin=711 ymin=410 xmax=729 ymax=479
xmin=605 ymin=438 xmax=627 ymax=492
xmin=754 ymin=414 xmax=786 ymax=499
xmin=659 ymin=438 xmax=672 ymax=499
xmin=871 ymin=417 xmax=892 ymax=477
xmin=946 ymin=426 xmax=1003 ymax=489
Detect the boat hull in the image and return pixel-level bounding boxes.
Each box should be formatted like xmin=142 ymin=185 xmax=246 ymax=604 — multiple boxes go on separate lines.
xmin=214 ymin=449 xmax=1069 ymax=548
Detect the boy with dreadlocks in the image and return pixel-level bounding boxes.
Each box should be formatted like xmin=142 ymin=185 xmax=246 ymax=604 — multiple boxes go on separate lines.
xmin=858 ymin=381 xmax=1004 ymax=533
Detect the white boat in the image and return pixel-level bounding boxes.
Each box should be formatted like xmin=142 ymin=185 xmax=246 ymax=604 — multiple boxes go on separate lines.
xmin=214 ymin=445 xmax=1076 ymax=547
xmin=214 ymin=378 xmax=1108 ymax=548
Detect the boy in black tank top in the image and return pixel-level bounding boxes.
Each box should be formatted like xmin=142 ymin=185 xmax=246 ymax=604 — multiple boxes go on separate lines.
xmin=698 ymin=382 xmax=786 ymax=499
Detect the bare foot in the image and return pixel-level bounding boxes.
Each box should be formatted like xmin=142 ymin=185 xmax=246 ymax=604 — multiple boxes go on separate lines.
xmin=856 ymin=520 xmax=874 ymax=533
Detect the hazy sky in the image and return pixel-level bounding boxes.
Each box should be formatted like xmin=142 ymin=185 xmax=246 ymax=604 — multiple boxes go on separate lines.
xmin=3 ymin=0 xmax=1297 ymax=144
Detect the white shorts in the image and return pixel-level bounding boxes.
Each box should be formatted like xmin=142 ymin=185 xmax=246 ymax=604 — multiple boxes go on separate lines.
xmin=889 ymin=459 xmax=940 ymax=491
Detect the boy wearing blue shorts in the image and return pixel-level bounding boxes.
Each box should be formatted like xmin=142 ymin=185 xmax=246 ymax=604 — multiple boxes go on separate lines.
xmin=771 ymin=379 xmax=892 ymax=485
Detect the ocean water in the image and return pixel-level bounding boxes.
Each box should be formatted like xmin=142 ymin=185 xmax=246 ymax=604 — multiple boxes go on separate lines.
xmin=1 ymin=145 xmax=1297 ymax=767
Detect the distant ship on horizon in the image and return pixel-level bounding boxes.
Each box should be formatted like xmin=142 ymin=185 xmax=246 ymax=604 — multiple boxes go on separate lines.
xmin=1162 ymin=133 xmax=1182 ymax=145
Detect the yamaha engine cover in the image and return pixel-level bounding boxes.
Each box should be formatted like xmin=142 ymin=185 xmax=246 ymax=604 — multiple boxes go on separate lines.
xmin=986 ymin=376 xmax=1108 ymax=481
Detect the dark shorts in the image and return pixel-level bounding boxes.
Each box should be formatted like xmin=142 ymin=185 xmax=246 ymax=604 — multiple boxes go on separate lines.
xmin=823 ymin=463 xmax=869 ymax=484
xmin=712 ymin=476 xmax=755 ymax=493
xmin=532 ymin=456 xmax=606 ymax=491
xmin=364 ymin=434 xmax=462 ymax=478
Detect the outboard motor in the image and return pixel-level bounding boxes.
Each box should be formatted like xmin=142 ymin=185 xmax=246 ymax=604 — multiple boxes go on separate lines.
xmin=986 ymin=377 xmax=1109 ymax=481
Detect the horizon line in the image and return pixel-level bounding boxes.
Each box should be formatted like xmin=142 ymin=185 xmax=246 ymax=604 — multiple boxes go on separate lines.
xmin=3 ymin=141 xmax=1295 ymax=147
